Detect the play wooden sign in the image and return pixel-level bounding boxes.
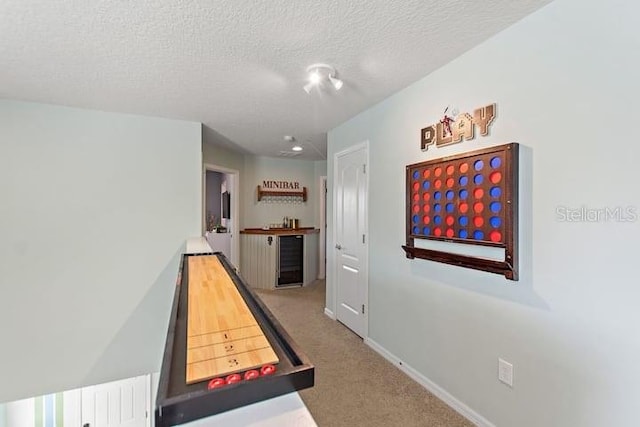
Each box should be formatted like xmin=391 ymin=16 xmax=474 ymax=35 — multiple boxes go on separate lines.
xmin=421 ymin=103 xmax=496 ymax=151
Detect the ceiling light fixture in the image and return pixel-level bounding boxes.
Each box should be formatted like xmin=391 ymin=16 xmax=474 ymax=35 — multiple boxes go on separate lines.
xmin=303 ymin=63 xmax=343 ymax=94
xmin=284 ymin=135 xmax=303 ymax=152
xmin=328 ymin=74 xmax=343 ymax=90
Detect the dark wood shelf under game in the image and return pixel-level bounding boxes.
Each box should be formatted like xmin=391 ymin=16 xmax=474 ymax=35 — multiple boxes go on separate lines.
xmin=257 ymin=185 xmax=307 ymax=202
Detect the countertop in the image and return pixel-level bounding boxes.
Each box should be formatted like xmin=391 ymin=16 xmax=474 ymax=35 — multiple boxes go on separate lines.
xmin=240 ymin=227 xmax=319 ymax=235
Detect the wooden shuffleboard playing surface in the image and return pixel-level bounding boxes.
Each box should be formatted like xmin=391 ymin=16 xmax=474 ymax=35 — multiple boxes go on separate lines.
xmin=186 ymin=255 xmax=279 ymax=384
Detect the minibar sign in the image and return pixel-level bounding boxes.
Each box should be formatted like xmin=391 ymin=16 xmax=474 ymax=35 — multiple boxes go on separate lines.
xmin=262 ymin=180 xmax=300 ymax=190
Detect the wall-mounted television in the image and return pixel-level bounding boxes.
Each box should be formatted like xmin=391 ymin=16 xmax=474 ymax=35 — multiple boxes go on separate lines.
xmin=222 ymin=191 xmax=231 ymax=219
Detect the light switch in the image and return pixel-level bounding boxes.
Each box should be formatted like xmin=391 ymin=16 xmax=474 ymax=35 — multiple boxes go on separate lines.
xmin=498 ymin=358 xmax=513 ymax=387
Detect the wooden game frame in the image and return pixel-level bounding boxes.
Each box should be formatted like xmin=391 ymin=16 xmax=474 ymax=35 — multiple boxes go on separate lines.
xmin=155 ymin=253 xmax=314 ymax=426
xmin=402 ymin=143 xmax=519 ymax=280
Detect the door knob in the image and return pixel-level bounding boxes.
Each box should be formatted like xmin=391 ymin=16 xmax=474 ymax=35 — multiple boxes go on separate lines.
xmin=335 ymin=244 xmax=342 ymax=250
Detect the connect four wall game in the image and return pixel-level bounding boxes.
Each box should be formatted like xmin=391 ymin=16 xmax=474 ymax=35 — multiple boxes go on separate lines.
xmin=402 ymin=143 xmax=519 ymax=280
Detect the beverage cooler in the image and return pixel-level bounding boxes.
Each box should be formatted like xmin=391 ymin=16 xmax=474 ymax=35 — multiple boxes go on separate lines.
xmin=277 ymin=235 xmax=304 ymax=287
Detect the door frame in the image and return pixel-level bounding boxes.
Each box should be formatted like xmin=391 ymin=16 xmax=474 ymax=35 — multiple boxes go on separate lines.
xmin=203 ymin=163 xmax=241 ymax=270
xmin=318 ymin=175 xmax=327 ymax=279
xmin=332 ymin=141 xmax=369 ymax=339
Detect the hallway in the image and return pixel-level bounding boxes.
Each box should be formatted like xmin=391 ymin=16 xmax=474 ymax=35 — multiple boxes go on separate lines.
xmin=254 ymin=281 xmax=472 ymax=427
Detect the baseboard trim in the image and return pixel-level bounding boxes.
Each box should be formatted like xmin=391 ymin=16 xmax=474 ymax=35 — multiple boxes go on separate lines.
xmin=364 ymin=337 xmax=495 ymax=427
xmin=324 ymin=307 xmax=336 ymax=320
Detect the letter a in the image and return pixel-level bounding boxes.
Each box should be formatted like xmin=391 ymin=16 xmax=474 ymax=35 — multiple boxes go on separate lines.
xmin=451 ymin=113 xmax=474 ymax=143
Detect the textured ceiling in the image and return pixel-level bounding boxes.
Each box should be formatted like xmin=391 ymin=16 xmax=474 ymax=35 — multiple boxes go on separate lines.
xmin=0 ymin=0 xmax=552 ymax=160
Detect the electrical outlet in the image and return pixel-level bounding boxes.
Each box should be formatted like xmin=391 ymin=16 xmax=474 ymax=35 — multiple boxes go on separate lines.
xmin=498 ymin=358 xmax=513 ymax=387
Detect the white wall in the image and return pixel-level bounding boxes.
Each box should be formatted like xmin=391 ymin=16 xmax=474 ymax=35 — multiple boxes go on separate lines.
xmin=242 ymin=156 xmax=320 ymax=228
xmin=202 ymin=140 xmax=244 ymax=173
xmin=0 ymin=100 xmax=202 ymax=402
xmin=327 ymin=0 xmax=640 ymax=425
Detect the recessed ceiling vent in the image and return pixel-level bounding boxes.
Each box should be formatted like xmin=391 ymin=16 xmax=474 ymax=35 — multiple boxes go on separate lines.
xmin=278 ymin=151 xmax=302 ymax=157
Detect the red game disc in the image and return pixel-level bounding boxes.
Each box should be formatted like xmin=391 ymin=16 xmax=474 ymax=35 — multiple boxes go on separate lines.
xmin=434 ymin=167 xmax=442 ymax=177
xmin=446 ymin=178 xmax=454 ymax=188
xmin=489 ymin=171 xmax=502 ymax=184
xmin=244 ymin=370 xmax=260 ymax=380
xmin=490 ymin=230 xmax=502 ymax=242
xmin=459 ymin=163 xmax=469 ymax=173
xmin=225 ymin=374 xmax=242 ymax=384
xmin=446 ymin=228 xmax=454 ymax=238
xmin=261 ymin=365 xmax=277 ymax=376
xmin=474 ymin=216 xmax=484 ymax=227
xmin=207 ymin=378 xmax=226 ymax=390
xmin=446 ymin=165 xmax=455 ymax=175
xmin=423 ymin=169 xmax=431 ymax=178
xmin=474 ymin=188 xmax=484 ymax=199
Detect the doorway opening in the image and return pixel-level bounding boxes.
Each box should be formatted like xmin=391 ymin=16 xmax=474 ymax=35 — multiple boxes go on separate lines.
xmin=203 ymin=164 xmax=240 ymax=270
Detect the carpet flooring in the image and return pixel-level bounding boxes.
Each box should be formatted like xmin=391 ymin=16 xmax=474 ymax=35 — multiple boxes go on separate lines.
xmin=254 ymin=280 xmax=473 ymax=427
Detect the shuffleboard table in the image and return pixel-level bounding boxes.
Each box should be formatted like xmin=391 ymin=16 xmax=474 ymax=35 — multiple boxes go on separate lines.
xmin=155 ymin=252 xmax=314 ymax=426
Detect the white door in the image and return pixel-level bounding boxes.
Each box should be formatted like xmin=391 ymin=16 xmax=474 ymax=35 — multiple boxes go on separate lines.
xmin=81 ymin=376 xmax=148 ymax=427
xmin=334 ymin=143 xmax=368 ymax=337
